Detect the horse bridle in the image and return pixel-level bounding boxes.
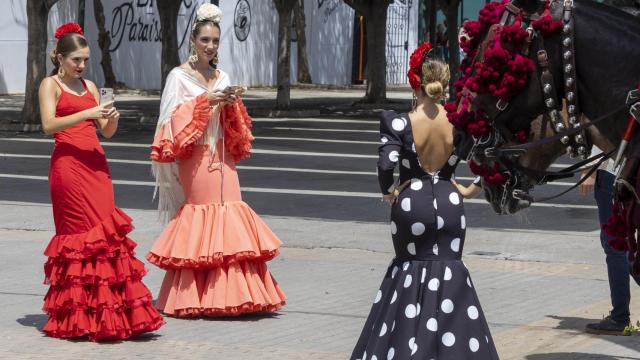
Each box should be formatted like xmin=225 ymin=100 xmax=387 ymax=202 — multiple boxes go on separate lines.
xmin=460 ymin=0 xmax=618 ymax=207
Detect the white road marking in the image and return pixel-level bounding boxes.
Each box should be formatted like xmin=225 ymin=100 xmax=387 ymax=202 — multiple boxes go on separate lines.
xmin=0 ymin=173 xmax=597 ymax=209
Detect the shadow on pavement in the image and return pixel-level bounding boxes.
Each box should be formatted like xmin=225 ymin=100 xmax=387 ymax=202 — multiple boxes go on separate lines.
xmin=526 ymin=352 xmax=639 ymax=360
xmin=15 ymin=313 xmax=162 ymax=343
xmin=16 ymin=313 xmax=47 ymax=330
xmin=199 ymin=311 xmax=282 ymax=322
xmin=545 ymin=315 xmax=640 ymax=358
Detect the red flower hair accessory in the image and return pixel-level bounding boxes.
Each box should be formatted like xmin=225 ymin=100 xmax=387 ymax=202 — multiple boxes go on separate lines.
xmin=54 ymin=22 xmax=84 ymax=39
xmin=407 ymin=41 xmax=433 ymax=91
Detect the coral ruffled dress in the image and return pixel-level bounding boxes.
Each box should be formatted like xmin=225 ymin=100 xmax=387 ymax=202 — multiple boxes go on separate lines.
xmin=147 ymin=77 xmax=286 ymax=317
xmin=44 ymin=78 xmax=164 ymax=341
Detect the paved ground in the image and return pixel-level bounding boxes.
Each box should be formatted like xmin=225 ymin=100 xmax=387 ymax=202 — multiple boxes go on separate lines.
xmin=0 ymin=89 xmax=639 ymax=359
xmin=1 ymin=203 xmax=639 ymax=360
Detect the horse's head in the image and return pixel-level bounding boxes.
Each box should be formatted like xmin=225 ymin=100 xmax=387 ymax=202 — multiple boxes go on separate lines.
xmin=451 ymin=0 xmax=581 ymax=214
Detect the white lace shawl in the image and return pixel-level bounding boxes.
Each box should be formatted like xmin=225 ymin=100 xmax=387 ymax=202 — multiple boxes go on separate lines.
xmin=151 ymin=67 xmax=230 ymax=222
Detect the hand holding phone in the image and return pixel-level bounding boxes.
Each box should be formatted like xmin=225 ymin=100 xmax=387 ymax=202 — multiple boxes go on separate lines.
xmin=100 ymin=88 xmax=114 ymax=107
xmin=223 ymin=86 xmax=246 ymax=96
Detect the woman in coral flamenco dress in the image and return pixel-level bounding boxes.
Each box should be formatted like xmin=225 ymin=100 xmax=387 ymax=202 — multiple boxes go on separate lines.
xmin=37 ymin=23 xmax=164 ymax=341
xmin=146 ymin=4 xmax=286 ymax=317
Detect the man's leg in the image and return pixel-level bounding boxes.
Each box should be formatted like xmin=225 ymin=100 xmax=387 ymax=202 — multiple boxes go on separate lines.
xmin=586 ymin=170 xmax=632 ymax=335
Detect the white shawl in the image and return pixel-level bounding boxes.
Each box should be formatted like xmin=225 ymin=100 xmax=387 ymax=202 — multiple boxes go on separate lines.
xmin=152 ymin=67 xmax=230 ymax=222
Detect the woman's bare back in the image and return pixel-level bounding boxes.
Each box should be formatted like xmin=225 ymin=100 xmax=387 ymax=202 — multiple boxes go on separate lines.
xmin=408 ymin=103 xmax=455 ymax=174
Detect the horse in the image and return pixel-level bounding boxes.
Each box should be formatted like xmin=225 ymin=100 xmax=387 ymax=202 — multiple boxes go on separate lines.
xmin=452 ymin=0 xmax=640 ymax=215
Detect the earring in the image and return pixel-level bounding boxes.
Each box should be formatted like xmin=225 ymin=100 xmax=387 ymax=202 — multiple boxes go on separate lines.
xmin=58 ymin=66 xmax=65 ymax=78
xmin=213 ymin=53 xmax=219 ymax=64
xmin=412 ymin=93 xmax=417 ymax=110
xmin=188 ymin=43 xmax=198 ymax=64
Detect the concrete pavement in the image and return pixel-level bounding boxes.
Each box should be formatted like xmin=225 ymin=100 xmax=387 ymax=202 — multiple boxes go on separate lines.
xmin=1 ymin=88 xmax=639 ymax=359
xmin=0 ymin=201 xmax=639 ymax=359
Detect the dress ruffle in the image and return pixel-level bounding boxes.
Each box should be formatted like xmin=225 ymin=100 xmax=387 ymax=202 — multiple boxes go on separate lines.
xmin=221 ymin=99 xmax=254 ymax=162
xmin=43 ymin=208 xmax=164 ymax=341
xmin=150 ymin=92 xmax=211 ymax=163
xmin=351 ymin=259 xmax=499 ymax=359
xmin=44 ymin=207 xmax=135 ymax=260
xmin=154 ymin=261 xmax=286 ymax=317
xmin=146 ymin=201 xmax=286 ymax=317
xmin=146 ymin=201 xmax=282 ymax=269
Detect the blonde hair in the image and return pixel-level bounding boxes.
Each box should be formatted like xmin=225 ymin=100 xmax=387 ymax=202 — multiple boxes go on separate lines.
xmin=421 ymin=58 xmax=450 ymax=101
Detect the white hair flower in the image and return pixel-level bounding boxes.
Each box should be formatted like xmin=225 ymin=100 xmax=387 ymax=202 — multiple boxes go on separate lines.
xmin=196 ymin=3 xmax=222 ymax=24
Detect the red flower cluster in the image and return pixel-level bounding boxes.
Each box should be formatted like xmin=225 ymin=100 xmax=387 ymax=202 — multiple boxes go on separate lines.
xmin=515 ymin=130 xmax=528 ymax=143
xmin=54 ymin=22 xmax=84 ymax=39
xmin=532 ymin=2 xmax=563 ymax=37
xmin=446 ymin=0 xmax=561 ymax=184
xmin=478 ymin=0 xmax=509 ymax=27
xmin=445 ymin=100 xmax=491 ymax=137
xmin=468 ymin=160 xmax=509 ymax=185
xmin=603 ymin=202 xmax=630 ymax=251
xmin=465 ymin=18 xmax=534 ymax=102
xmin=407 ymin=41 xmax=433 ymax=91
xmin=532 ymin=15 xmax=563 ymax=37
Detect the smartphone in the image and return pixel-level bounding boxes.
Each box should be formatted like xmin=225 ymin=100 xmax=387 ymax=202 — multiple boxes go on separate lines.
xmin=99 ymin=87 xmax=114 ymax=105
xmin=223 ymin=86 xmax=245 ymax=96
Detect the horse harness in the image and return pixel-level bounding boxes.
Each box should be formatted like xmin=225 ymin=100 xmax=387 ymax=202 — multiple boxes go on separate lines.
xmin=465 ymin=0 xmax=590 ymax=158
xmin=459 ymin=0 xmax=640 ymax=205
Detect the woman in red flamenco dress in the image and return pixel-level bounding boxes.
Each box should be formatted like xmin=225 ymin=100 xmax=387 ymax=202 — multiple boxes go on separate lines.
xmin=37 ymin=22 xmax=164 ymax=341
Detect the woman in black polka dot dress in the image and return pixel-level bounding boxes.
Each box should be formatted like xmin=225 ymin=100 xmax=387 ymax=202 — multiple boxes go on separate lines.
xmin=351 ymin=43 xmax=500 ymax=360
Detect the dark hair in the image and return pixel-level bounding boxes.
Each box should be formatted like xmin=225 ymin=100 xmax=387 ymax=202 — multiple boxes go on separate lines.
xmin=191 ymin=20 xmax=221 ymax=68
xmin=49 ymin=33 xmax=88 ymax=76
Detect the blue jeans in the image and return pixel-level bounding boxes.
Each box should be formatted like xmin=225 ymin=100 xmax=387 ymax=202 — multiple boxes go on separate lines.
xmin=595 ymin=170 xmax=640 ymax=324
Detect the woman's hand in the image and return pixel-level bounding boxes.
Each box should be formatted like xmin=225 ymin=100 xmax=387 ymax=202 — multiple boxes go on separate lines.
xmin=83 ymin=100 xmax=114 ymax=120
xmin=208 ymin=91 xmax=231 ymax=105
xmin=452 ymin=180 xmax=483 ymax=199
xmin=579 ymin=170 xmax=596 ymax=195
xmin=222 ymin=94 xmax=237 ymax=105
xmin=382 ymin=193 xmax=396 ymax=203
xmin=104 ymin=105 xmax=120 ymax=122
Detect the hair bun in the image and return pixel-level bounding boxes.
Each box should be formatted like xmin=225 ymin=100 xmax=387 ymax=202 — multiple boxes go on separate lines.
xmin=424 ymin=81 xmax=444 ymax=100
xmin=49 ymin=49 xmax=59 ymax=66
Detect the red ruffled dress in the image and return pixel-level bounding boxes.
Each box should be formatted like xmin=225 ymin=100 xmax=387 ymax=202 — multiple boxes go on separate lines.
xmin=43 ymin=79 xmax=164 ymax=341
xmin=147 ymin=92 xmax=286 ymax=317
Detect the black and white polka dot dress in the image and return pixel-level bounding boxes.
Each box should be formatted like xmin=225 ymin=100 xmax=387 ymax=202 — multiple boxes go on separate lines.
xmin=351 ymin=111 xmax=499 ymax=360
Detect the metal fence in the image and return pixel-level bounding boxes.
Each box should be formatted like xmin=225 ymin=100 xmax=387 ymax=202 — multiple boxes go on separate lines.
xmin=386 ymin=1 xmax=412 ymax=85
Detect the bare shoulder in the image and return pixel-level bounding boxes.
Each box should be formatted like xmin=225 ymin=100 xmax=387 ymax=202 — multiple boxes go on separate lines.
xmin=84 ymin=79 xmax=98 ymax=91
xmin=39 ymin=76 xmax=60 ymax=97
xmin=39 ymin=76 xmax=55 ymax=90
xmin=83 ymin=79 xmax=100 ymax=99
xmin=436 ymin=104 xmax=451 ymax=121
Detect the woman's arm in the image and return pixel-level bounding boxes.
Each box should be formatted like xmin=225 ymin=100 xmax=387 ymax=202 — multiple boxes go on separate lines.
xmin=454 ymin=176 xmax=483 ymax=199
xmin=38 ymin=78 xmax=102 ymax=135
xmin=87 ymin=81 xmax=119 ymax=139
xmin=377 ymin=112 xmax=404 ymax=201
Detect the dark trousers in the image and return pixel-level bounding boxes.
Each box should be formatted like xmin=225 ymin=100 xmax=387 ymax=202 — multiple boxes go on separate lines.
xmin=595 ymin=170 xmax=640 ymax=323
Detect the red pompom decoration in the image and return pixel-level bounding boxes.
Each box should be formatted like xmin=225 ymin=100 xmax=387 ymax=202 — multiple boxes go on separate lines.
xmin=54 ymin=22 xmax=84 ymax=39
xmin=603 ymin=202 xmax=630 ymax=251
xmin=445 ymin=0 xmax=562 ymax=184
xmin=407 ymin=41 xmax=433 ymax=91
xmin=468 ymin=160 xmax=508 ymax=185
xmin=515 ymin=130 xmax=528 ymax=143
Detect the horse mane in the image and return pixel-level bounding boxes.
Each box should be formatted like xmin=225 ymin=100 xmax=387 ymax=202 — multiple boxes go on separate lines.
xmin=574 ymin=0 xmax=640 ymax=126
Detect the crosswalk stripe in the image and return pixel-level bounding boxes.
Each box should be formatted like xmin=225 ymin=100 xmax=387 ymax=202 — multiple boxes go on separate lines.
xmin=0 ymin=173 xmax=597 ymax=209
